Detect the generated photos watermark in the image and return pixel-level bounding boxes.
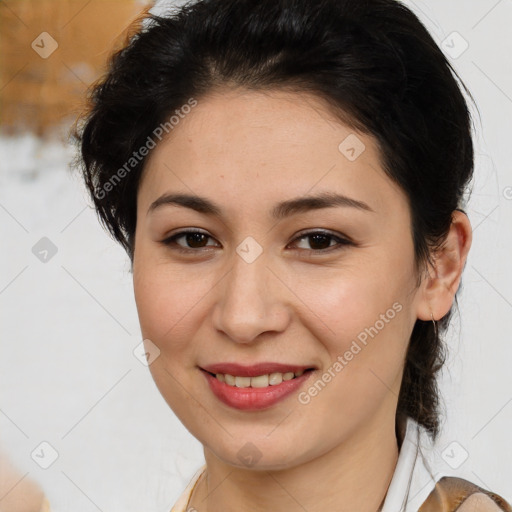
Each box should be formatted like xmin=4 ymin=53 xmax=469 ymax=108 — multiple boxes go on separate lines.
xmin=298 ymin=301 xmax=403 ymax=404
xmin=94 ymin=97 xmax=198 ymax=200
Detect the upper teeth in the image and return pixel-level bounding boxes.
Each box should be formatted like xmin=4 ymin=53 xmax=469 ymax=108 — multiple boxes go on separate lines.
xmin=216 ymin=370 xmax=305 ymax=388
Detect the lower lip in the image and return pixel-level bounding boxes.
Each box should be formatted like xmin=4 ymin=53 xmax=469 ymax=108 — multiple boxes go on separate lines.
xmin=201 ymin=369 xmax=314 ymax=411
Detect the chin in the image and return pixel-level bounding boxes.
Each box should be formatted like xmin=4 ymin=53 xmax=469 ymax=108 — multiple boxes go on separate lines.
xmin=202 ymin=431 xmax=314 ymax=472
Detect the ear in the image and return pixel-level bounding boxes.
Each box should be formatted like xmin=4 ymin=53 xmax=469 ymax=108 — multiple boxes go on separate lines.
xmin=416 ymin=210 xmax=473 ymax=321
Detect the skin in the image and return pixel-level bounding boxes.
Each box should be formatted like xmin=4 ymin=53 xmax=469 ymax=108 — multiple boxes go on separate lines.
xmin=132 ymin=88 xmax=472 ymax=512
xmin=0 ymin=451 xmax=46 ymax=512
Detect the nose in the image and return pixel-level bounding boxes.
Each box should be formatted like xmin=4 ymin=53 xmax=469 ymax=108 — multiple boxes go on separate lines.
xmin=211 ymin=250 xmax=291 ymax=344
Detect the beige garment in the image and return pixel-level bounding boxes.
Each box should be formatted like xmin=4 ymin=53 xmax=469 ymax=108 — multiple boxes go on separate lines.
xmin=419 ymin=476 xmax=512 ymax=512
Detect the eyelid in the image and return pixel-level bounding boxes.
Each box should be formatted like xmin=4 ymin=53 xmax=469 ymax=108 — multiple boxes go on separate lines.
xmin=292 ymin=228 xmax=352 ymax=243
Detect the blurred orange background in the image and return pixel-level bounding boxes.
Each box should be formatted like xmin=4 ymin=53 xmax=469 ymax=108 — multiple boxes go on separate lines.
xmin=0 ymin=0 xmax=153 ymax=135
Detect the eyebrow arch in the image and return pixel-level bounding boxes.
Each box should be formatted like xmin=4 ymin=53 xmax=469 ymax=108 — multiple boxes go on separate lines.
xmin=147 ymin=191 xmax=375 ymax=218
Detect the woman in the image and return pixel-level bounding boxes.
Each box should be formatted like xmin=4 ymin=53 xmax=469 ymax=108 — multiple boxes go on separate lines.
xmin=75 ymin=0 xmax=511 ymax=510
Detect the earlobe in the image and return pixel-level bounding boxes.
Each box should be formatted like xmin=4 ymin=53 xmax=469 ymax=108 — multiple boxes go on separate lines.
xmin=416 ymin=210 xmax=473 ymax=321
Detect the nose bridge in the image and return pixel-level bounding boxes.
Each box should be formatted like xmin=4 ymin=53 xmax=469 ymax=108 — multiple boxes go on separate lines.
xmin=212 ymin=244 xmax=290 ymax=343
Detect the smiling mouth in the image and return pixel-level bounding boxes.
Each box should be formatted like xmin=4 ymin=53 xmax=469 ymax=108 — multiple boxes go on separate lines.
xmin=202 ymin=368 xmax=315 ymax=388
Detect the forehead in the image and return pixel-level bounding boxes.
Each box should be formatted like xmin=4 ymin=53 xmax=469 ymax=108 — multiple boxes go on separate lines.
xmin=139 ymin=88 xmax=406 ymax=220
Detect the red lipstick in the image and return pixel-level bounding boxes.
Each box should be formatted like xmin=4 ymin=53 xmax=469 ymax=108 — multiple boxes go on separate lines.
xmin=200 ymin=363 xmax=315 ymax=411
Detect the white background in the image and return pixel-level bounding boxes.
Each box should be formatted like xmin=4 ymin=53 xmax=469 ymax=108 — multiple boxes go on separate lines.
xmin=1 ymin=0 xmax=511 ymax=510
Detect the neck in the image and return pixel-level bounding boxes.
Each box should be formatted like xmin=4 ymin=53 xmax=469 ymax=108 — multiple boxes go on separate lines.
xmin=189 ymin=408 xmax=401 ymax=512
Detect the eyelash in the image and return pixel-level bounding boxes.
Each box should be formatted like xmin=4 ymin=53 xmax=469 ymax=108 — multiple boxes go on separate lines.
xmin=160 ymin=229 xmax=354 ymax=255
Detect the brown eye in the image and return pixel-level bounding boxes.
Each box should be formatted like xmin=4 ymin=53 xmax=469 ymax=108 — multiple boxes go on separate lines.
xmin=290 ymin=230 xmax=353 ymax=252
xmin=161 ymin=230 xmax=220 ymax=251
xmin=182 ymin=232 xmax=209 ymax=248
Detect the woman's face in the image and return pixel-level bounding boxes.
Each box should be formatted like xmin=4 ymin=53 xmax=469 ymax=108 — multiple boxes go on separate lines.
xmin=133 ymin=88 xmax=424 ymax=469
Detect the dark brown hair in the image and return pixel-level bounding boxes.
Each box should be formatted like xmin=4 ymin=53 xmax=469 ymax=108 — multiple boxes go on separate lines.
xmin=74 ymin=0 xmax=476 ymax=440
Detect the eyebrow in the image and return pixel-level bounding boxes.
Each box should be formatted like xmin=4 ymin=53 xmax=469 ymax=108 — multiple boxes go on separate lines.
xmin=147 ymin=191 xmax=374 ymax=219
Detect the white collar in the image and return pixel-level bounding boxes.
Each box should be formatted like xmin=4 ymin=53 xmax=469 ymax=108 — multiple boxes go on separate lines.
xmin=382 ymin=416 xmax=439 ymax=511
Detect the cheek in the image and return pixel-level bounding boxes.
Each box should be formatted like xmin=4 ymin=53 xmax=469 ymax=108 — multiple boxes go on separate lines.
xmin=132 ymin=255 xmax=215 ymax=355
xmin=297 ymin=264 xmax=408 ymax=346
xmin=294 ymin=251 xmax=416 ymax=400
xmin=299 ymin=273 xmax=412 ymax=416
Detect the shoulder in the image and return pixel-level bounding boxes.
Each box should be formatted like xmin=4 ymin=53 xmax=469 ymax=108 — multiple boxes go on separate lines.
xmin=457 ymin=493 xmax=508 ymax=512
xmin=419 ymin=476 xmax=512 ymax=512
